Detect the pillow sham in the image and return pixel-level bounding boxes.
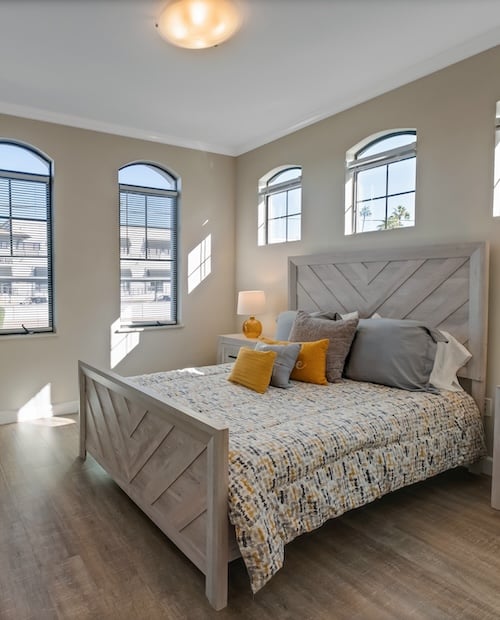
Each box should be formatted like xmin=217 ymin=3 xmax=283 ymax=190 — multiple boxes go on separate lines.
xmin=344 ymin=318 xmax=445 ymax=392
xmin=274 ymin=309 xmax=342 ymax=340
xmin=228 ymin=347 xmax=277 ymax=393
xmin=288 ymin=311 xmax=358 ymax=382
xmin=255 ymin=341 xmax=301 ymax=388
xmin=429 ymin=330 xmax=472 ymax=392
xmin=261 ymin=337 xmax=329 ymax=385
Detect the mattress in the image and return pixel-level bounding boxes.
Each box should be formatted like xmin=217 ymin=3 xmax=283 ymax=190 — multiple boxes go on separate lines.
xmin=131 ymin=363 xmax=486 ymax=593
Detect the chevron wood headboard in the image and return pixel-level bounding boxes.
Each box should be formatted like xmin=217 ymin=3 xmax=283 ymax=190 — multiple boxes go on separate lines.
xmin=288 ymin=242 xmax=489 ymax=407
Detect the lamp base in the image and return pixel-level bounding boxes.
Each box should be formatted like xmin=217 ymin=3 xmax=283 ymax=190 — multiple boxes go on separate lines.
xmin=242 ymin=316 xmax=262 ymax=339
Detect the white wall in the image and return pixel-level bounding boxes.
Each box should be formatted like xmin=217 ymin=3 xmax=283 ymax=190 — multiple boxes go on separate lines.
xmin=235 ymin=46 xmax=500 ymax=453
xmin=0 ymin=115 xmax=235 ymax=415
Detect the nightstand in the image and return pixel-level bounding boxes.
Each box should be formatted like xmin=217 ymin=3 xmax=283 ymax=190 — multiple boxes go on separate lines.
xmin=217 ymin=333 xmax=260 ymax=364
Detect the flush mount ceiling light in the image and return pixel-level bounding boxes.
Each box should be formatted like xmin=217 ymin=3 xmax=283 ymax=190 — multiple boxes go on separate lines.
xmin=156 ymin=0 xmax=242 ymax=49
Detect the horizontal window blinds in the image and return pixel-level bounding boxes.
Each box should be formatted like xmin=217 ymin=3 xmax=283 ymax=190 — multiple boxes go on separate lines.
xmin=0 ymin=173 xmax=52 ymax=335
xmin=119 ymin=188 xmax=177 ymax=327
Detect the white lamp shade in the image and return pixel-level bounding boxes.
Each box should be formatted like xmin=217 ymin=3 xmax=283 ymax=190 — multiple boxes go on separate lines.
xmin=237 ymin=290 xmax=266 ymax=316
xmin=156 ymin=0 xmax=242 ymax=49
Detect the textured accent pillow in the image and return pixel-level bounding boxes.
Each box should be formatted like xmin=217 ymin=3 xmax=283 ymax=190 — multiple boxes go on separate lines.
xmin=288 ymin=311 xmax=359 ymax=382
xmin=228 ymin=347 xmax=277 ymax=393
xmin=275 ymin=309 xmax=338 ymax=340
xmin=255 ymin=341 xmax=301 ymax=388
xmin=344 ymin=318 xmax=445 ymax=392
xmin=260 ymin=337 xmax=329 ymax=385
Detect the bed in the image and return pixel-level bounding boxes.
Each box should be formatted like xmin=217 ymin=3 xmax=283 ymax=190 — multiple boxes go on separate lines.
xmin=78 ymin=241 xmax=489 ymax=610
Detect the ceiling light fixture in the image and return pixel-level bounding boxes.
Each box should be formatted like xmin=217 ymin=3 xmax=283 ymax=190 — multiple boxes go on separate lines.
xmin=156 ymin=0 xmax=242 ymax=49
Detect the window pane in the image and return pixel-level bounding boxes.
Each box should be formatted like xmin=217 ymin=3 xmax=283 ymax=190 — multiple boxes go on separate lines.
xmin=120 ymin=193 xmax=146 ymax=259
xmin=356 ymin=166 xmax=386 ymax=202
xmin=120 ymin=192 xmax=146 ymax=227
xmin=287 ymin=188 xmax=301 ymax=215
xmin=287 ymin=214 xmax=301 ymax=241
xmin=268 ymin=218 xmax=287 ymax=244
xmin=2 ymin=256 xmax=50 ymax=331
xmin=386 ymin=194 xmax=415 ymax=228
xmin=10 ymin=180 xmax=47 ymax=220
xmin=11 ymin=219 xmax=47 ymax=256
xmin=119 ymin=164 xmax=175 ymax=190
xmin=268 ymin=167 xmax=301 ymax=186
xmin=358 ymin=133 xmax=415 ymax=158
xmin=0 ymin=144 xmax=50 ymax=175
xmin=388 ymin=157 xmax=416 ymax=195
xmin=0 ymin=218 xmax=10 ymax=255
xmin=355 ymin=198 xmax=386 ymax=232
xmin=268 ymin=192 xmax=287 ymax=219
xmin=147 ymin=195 xmax=172 ymax=229
xmin=120 ymin=258 xmax=174 ymax=323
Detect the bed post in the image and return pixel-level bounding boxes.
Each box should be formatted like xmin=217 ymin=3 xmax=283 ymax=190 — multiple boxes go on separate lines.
xmin=205 ymin=427 xmax=229 ymax=610
xmin=78 ymin=361 xmax=87 ymax=460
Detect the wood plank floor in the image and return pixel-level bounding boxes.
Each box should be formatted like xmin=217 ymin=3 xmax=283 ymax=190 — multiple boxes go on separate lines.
xmin=0 ymin=415 xmax=499 ymax=620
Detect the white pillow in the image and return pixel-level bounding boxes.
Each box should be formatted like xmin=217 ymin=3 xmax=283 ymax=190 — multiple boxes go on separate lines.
xmin=429 ymin=330 xmax=472 ymax=392
xmin=338 ymin=310 xmax=359 ymax=320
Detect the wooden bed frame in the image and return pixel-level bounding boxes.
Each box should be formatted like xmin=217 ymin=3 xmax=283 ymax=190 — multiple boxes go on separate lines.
xmin=79 ymin=241 xmax=489 ymax=610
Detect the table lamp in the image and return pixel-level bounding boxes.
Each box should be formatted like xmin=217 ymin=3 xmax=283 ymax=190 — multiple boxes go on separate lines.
xmin=237 ymin=290 xmax=266 ymax=338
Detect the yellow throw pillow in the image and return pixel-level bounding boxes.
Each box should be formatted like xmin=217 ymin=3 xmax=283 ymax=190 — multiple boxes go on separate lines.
xmin=260 ymin=337 xmax=329 ymax=385
xmin=228 ymin=347 xmax=277 ymax=393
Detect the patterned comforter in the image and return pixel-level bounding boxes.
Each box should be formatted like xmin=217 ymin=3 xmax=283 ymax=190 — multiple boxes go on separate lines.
xmin=131 ymin=364 xmax=486 ymax=593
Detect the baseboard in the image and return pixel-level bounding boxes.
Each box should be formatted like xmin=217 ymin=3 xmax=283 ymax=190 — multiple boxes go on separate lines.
xmin=0 ymin=400 xmax=78 ymax=425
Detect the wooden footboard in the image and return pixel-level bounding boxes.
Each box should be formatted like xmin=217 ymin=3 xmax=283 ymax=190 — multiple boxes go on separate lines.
xmin=78 ymin=361 xmax=230 ymax=610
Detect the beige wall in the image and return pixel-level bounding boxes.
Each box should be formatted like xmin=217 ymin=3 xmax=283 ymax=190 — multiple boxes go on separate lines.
xmin=0 ymin=115 xmax=235 ymax=413
xmin=2 ymin=44 xmax=500 ymax=449
xmin=235 ymin=46 xmax=500 ymax=452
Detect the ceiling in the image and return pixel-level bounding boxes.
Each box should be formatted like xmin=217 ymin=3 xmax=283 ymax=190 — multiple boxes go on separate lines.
xmin=1 ymin=0 xmax=500 ymax=156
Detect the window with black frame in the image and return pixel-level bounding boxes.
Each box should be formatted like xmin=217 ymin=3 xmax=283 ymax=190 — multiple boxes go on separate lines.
xmin=118 ymin=163 xmax=179 ymax=328
xmin=258 ymin=166 xmax=302 ymax=245
xmin=0 ymin=141 xmax=53 ymax=335
xmin=346 ymin=131 xmax=417 ymax=234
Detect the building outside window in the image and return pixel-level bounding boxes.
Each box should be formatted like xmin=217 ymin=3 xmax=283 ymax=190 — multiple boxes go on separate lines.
xmin=258 ymin=166 xmax=302 ymax=245
xmin=0 ymin=141 xmax=53 ymax=335
xmin=119 ymin=163 xmax=179 ymax=328
xmin=345 ymin=131 xmax=417 ymax=235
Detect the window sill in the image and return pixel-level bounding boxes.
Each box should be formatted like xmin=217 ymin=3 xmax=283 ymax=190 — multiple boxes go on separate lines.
xmin=0 ymin=331 xmax=57 ymax=341
xmin=115 ymin=323 xmax=185 ymax=334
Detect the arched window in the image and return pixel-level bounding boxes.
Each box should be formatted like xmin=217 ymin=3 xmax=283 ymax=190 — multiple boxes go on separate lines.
xmin=0 ymin=141 xmax=53 ymax=335
xmin=258 ymin=166 xmax=302 ymax=245
xmin=345 ymin=131 xmax=416 ymax=234
xmin=119 ymin=163 xmax=179 ymax=328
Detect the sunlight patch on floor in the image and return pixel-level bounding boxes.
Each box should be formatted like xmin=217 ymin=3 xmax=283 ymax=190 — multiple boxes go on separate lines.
xmin=21 ymin=416 xmax=76 ymax=427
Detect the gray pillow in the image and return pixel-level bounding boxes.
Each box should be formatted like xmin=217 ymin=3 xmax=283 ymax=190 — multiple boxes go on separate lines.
xmin=275 ymin=309 xmax=337 ymax=340
xmin=288 ymin=311 xmax=359 ymax=382
xmin=344 ymin=318 xmax=446 ymax=392
xmin=255 ymin=341 xmax=301 ymax=388
xmin=275 ymin=311 xmax=299 ymax=341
